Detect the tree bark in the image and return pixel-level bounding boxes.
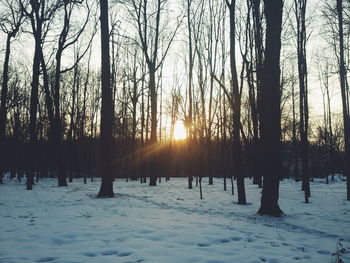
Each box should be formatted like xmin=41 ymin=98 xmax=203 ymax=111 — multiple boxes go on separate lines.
xmin=0 ymin=35 xmax=12 ymax=141
xmin=149 ymin=64 xmax=158 ymax=186
xmin=97 ymin=0 xmax=114 ymax=197
xmin=257 ymin=0 xmax=284 ymax=216
xmin=27 ymin=24 xmax=42 ymax=190
xmin=336 ymin=0 xmax=350 ymax=200
xmin=227 ymin=0 xmax=246 ymax=204
xmin=295 ymin=0 xmax=310 ymax=202
xmin=0 ymin=35 xmax=12 ymax=184
xmin=187 ymin=0 xmax=194 ymax=189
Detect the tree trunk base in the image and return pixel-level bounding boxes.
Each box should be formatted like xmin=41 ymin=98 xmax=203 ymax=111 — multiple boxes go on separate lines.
xmin=188 ymin=176 xmax=193 ymax=189
xmin=97 ymin=181 xmax=114 ymax=198
xmin=257 ymin=205 xmax=283 ymax=217
xmin=149 ymin=180 xmax=157 ymax=186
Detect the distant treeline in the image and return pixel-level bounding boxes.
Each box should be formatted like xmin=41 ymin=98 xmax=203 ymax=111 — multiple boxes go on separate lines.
xmin=1 ymin=138 xmax=344 ymax=183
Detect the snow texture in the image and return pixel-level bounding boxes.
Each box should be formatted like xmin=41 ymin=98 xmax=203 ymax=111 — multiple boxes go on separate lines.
xmin=0 ymin=176 xmax=349 ymax=263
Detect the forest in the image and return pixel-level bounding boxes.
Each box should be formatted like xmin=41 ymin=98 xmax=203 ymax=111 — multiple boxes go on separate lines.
xmin=1 ymin=0 xmax=350 ymax=262
xmin=1 ymin=0 xmax=350 ymax=204
xmin=1 ymin=0 xmax=350 ymax=212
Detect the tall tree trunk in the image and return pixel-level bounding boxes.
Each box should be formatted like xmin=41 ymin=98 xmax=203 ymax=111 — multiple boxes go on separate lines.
xmin=0 ymin=35 xmax=12 ymax=184
xmin=97 ymin=0 xmax=114 ymax=197
xmin=27 ymin=35 xmax=42 ymax=190
xmin=295 ymin=0 xmax=310 ymax=202
xmin=325 ymin=72 xmax=334 ymax=180
xmin=149 ymin=64 xmax=158 ymax=186
xmin=0 ymin=35 xmax=12 ymax=141
xmin=336 ymin=0 xmax=350 ymax=200
xmin=291 ymin=77 xmax=299 ymax=180
xmin=187 ymin=0 xmax=193 ymax=189
xmin=252 ymin=0 xmax=263 ymax=188
xmin=226 ymin=0 xmax=246 ymax=204
xmin=131 ymin=62 xmax=138 ymax=181
xmin=257 ymin=0 xmax=284 ymax=216
xmin=53 ymin=49 xmax=66 ymax=187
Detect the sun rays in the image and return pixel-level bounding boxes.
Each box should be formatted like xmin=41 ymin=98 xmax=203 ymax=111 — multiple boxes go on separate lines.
xmin=173 ymin=121 xmax=187 ymax=141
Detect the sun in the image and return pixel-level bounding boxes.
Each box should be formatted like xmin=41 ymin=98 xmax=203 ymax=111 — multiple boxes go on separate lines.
xmin=174 ymin=120 xmax=187 ymax=140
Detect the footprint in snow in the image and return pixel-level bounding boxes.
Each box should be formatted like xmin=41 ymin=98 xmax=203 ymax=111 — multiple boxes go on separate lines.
xmin=246 ymin=237 xmax=255 ymax=243
xmin=83 ymin=252 xmax=97 ymax=257
xmin=36 ymin=257 xmax=57 ymax=262
xmin=270 ymin=243 xmax=279 ymax=247
xmin=51 ymin=238 xmax=64 ymax=245
xmin=218 ymin=238 xmax=230 ymax=243
xmin=198 ymin=243 xmax=210 ymax=247
xmin=119 ymin=252 xmax=132 ymax=257
xmin=101 ymin=250 xmax=118 ymax=256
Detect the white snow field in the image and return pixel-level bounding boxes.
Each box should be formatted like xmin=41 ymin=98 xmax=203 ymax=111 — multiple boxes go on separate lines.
xmin=0 ymin=176 xmax=349 ymax=263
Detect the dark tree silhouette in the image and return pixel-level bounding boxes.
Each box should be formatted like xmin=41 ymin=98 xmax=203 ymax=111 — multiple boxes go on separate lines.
xmin=20 ymin=0 xmax=61 ymax=190
xmin=257 ymin=0 xmax=284 ymax=216
xmin=50 ymin=0 xmax=91 ymax=187
xmin=251 ymin=0 xmax=263 ymax=188
xmin=226 ymin=0 xmax=246 ymax=205
xmin=128 ymin=0 xmax=180 ymax=186
xmin=294 ymin=0 xmax=310 ymax=202
xmin=97 ymin=0 xmax=114 ymax=198
xmin=335 ymin=0 xmax=350 ymax=201
xmin=186 ymin=0 xmax=194 ymax=190
xmin=0 ymin=0 xmax=24 ymax=184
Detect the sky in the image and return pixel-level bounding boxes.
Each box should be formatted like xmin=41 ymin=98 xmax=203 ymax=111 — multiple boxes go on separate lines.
xmin=0 ymin=0 xmax=347 ymax=133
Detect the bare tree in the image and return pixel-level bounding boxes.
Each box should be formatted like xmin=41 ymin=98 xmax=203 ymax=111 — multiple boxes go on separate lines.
xmin=335 ymin=0 xmax=350 ymax=200
xmin=323 ymin=0 xmax=350 ymax=200
xmin=0 ymin=0 xmax=24 ymax=140
xmin=50 ymin=0 xmax=92 ymax=186
xmin=127 ymin=0 xmax=181 ymax=186
xmin=257 ymin=0 xmax=284 ymax=216
xmin=0 ymin=0 xmax=24 ymax=184
xmin=20 ymin=0 xmax=64 ymax=190
xmin=186 ymin=0 xmax=194 ymax=189
xmin=97 ymin=0 xmax=114 ymax=197
xmin=294 ymin=0 xmax=310 ymax=202
xmin=225 ymin=0 xmax=246 ymax=204
xmin=251 ymin=0 xmax=263 ymax=187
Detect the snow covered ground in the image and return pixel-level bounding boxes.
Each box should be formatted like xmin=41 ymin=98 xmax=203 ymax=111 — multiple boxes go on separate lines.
xmin=0 ymin=176 xmax=349 ymax=263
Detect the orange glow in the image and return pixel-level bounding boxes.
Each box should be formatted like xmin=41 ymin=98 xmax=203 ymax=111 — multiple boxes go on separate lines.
xmin=174 ymin=120 xmax=187 ymax=140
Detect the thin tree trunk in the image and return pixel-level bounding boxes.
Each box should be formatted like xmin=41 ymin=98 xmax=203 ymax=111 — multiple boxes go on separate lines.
xmin=27 ymin=30 xmax=42 ymax=190
xmin=149 ymin=65 xmax=157 ymax=186
xmin=226 ymin=0 xmax=246 ymax=204
xmin=295 ymin=0 xmax=310 ymax=202
xmin=187 ymin=0 xmax=194 ymax=189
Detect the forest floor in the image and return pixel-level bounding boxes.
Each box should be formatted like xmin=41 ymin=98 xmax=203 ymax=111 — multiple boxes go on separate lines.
xmin=0 ymin=175 xmax=349 ymax=263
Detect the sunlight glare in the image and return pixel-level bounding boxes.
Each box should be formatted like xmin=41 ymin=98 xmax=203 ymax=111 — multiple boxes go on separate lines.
xmin=174 ymin=120 xmax=187 ymax=140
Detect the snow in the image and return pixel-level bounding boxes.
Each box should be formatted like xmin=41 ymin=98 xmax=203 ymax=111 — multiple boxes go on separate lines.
xmin=0 ymin=176 xmax=349 ymax=263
